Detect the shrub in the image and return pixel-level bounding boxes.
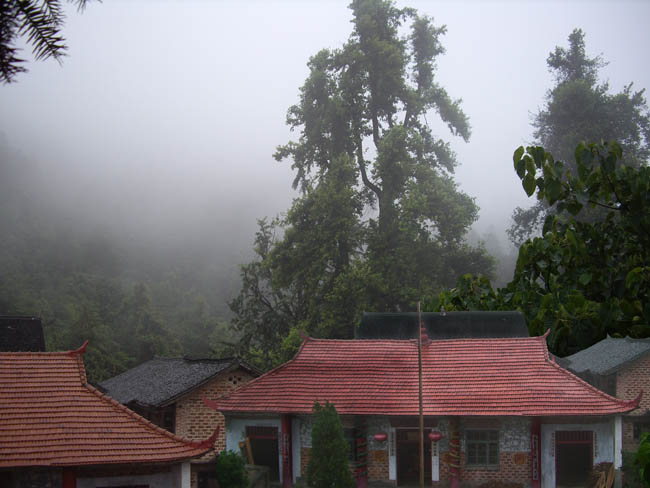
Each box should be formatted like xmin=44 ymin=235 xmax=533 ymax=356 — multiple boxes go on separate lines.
xmin=215 ymin=449 xmax=249 ymax=488
xmin=635 ymin=433 xmax=650 ymax=487
xmin=307 ymin=401 xmax=355 ymax=488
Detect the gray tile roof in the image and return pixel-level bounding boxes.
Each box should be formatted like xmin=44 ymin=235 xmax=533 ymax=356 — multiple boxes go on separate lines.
xmin=560 ymin=336 xmax=650 ymax=375
xmin=100 ymin=357 xmax=251 ymax=407
xmin=355 ymin=311 xmax=528 ymax=340
xmin=0 ymin=316 xmax=45 ymax=352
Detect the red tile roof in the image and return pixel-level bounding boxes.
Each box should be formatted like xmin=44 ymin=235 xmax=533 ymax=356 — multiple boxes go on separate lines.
xmin=0 ymin=344 xmax=215 ymax=468
xmin=209 ymin=335 xmax=641 ymax=417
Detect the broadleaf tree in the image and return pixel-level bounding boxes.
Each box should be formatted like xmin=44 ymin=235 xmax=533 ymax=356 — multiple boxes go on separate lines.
xmin=434 ymin=142 xmax=650 ymax=356
xmin=508 ymin=28 xmax=650 ymax=245
xmin=230 ymin=0 xmax=493 ymax=369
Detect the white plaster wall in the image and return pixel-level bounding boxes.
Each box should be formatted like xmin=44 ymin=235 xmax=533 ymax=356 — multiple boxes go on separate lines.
xmin=501 ymin=417 xmax=532 ymax=452
xmin=78 ymin=470 xmax=178 ymax=488
xmin=298 ymin=415 xmax=313 ymax=448
xmin=540 ymin=421 xmax=614 ymax=488
xmin=366 ymin=416 xmax=391 ymax=451
xmin=225 ymin=416 xmax=283 ymax=481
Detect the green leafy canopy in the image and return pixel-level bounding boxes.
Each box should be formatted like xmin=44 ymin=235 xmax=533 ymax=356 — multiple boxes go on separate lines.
xmin=231 ymin=0 xmax=493 ymax=369
xmin=509 ymin=28 xmax=650 ymax=245
xmin=436 ymin=141 xmax=650 ymax=356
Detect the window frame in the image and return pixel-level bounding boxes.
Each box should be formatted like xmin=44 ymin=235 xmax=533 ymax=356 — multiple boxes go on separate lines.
xmin=465 ymin=429 xmax=499 ymax=467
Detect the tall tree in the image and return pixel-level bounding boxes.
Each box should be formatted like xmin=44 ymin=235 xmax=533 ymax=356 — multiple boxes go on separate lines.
xmin=0 ymin=0 xmax=94 ymax=83
xmin=231 ymin=0 xmax=492 ymax=369
xmin=509 ymin=28 xmax=650 ymax=245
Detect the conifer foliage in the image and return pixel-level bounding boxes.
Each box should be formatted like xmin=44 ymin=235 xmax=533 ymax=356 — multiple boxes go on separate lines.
xmin=0 ymin=0 xmax=93 ymax=83
xmin=307 ymin=401 xmax=355 ymax=488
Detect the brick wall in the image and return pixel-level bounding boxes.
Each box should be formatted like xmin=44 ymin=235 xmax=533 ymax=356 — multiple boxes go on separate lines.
xmin=174 ymin=367 xmax=255 ymax=488
xmin=617 ymin=353 xmax=650 ymax=412
xmin=301 ymin=447 xmax=311 ymax=477
xmin=367 ymin=449 xmax=389 ymax=481
xmin=616 ymin=353 xmax=650 ymax=452
xmin=457 ymin=450 xmax=529 ymax=484
xmin=175 ymin=367 xmax=254 ymax=455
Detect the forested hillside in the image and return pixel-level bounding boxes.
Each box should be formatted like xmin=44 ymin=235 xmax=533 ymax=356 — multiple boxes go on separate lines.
xmin=0 ymin=139 xmax=239 ymax=382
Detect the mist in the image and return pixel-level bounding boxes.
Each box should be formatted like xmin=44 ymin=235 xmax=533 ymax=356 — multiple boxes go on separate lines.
xmin=1 ymin=0 xmax=649 ymax=307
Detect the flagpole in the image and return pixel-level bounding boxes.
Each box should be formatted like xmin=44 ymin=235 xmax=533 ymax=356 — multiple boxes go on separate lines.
xmin=418 ymin=301 xmax=424 ymax=488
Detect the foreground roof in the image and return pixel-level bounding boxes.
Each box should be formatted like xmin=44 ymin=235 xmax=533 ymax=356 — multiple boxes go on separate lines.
xmin=356 ymin=311 xmax=528 ymax=340
xmin=0 ymin=316 xmax=45 ymax=352
xmin=210 ymin=335 xmax=640 ymax=417
xmin=0 ymin=345 xmax=214 ymax=468
xmin=559 ymin=336 xmax=650 ymax=376
xmin=101 ymin=357 xmax=257 ymax=407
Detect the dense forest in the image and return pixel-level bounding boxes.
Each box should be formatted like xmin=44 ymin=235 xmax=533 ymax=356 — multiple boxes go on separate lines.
xmin=0 ymin=139 xmax=242 ymax=381
xmin=1 ymin=0 xmax=648 ymax=382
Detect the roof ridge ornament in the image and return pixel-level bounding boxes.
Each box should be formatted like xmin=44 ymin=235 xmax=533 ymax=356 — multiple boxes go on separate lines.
xmin=69 ymin=340 xmax=89 ymax=355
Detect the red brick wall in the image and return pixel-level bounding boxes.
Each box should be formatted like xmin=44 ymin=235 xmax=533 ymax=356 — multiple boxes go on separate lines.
xmin=616 ymin=353 xmax=650 ymax=452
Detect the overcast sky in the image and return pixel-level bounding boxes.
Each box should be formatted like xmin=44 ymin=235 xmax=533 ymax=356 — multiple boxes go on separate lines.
xmin=1 ymin=0 xmax=649 ymax=259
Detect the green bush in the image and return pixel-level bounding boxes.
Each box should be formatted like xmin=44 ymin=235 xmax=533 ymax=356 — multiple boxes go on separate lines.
xmin=215 ymin=450 xmax=249 ymax=488
xmin=307 ymin=401 xmax=355 ymax=488
xmin=635 ymin=433 xmax=650 ymax=487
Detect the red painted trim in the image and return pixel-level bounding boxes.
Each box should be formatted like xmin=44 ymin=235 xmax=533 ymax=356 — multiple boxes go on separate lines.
xmin=62 ymin=469 xmax=76 ymax=488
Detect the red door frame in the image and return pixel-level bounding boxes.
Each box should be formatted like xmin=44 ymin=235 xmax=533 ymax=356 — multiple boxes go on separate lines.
xmin=554 ymin=430 xmax=593 ymax=487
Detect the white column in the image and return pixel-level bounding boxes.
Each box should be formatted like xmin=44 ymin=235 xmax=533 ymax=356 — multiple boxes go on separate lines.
xmin=432 ymin=440 xmax=439 ymax=482
xmin=614 ymin=416 xmax=623 ymax=469
xmin=172 ymin=461 xmax=191 ymax=488
xmin=292 ymin=417 xmax=301 ymax=482
xmin=388 ymin=428 xmax=396 ymax=481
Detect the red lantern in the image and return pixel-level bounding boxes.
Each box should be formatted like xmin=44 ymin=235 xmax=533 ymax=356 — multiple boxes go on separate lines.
xmin=373 ymin=433 xmax=388 ymax=442
xmin=428 ymin=430 xmax=443 ymax=442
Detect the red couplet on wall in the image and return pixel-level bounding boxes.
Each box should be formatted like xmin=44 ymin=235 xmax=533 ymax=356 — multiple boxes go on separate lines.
xmin=282 ymin=414 xmax=293 ymax=488
xmin=531 ymin=419 xmax=541 ymax=488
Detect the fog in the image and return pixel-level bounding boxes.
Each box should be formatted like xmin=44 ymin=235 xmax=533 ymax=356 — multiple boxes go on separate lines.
xmin=1 ymin=0 xmax=649 ymax=295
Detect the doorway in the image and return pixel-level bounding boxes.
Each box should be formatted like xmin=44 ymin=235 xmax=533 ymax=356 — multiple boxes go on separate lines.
xmin=396 ymin=429 xmax=431 ymax=486
xmin=555 ymin=431 xmax=593 ymax=487
xmin=246 ymin=425 xmax=280 ymax=482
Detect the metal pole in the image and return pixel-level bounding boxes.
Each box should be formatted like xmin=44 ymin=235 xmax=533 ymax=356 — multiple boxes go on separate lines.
xmin=418 ymin=302 xmax=424 ymax=488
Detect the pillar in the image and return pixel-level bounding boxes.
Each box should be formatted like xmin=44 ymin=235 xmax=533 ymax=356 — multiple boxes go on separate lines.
xmin=531 ymin=418 xmax=541 ymax=488
xmin=282 ymin=414 xmax=293 ymax=488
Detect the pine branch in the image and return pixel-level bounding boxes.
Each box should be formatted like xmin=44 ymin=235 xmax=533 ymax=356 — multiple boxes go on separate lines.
xmin=17 ymin=0 xmax=67 ymax=62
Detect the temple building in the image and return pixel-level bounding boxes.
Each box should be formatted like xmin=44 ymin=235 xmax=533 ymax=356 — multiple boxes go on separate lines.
xmin=207 ymin=317 xmax=640 ymax=488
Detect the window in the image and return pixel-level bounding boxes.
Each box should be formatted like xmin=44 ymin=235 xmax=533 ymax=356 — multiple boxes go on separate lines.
xmin=466 ymin=430 xmax=499 ymax=466
xmin=634 ymin=422 xmax=650 ymax=440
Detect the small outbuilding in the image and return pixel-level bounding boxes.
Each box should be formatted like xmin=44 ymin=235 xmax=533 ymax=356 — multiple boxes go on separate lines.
xmin=559 ymin=335 xmax=650 ymax=454
xmin=101 ymin=356 xmax=259 ymax=488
